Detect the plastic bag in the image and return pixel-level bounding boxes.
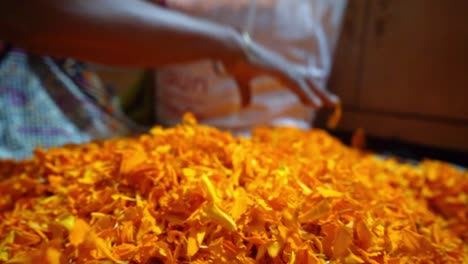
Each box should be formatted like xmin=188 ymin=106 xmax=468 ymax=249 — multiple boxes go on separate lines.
xmin=156 ymin=0 xmax=347 ymax=132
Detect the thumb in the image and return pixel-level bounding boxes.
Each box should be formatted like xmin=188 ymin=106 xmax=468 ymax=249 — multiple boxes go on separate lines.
xmin=223 ymin=60 xmax=263 ymax=107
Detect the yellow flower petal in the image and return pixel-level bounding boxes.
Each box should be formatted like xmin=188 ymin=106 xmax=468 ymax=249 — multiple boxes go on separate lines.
xmin=205 ymin=204 xmax=237 ymax=232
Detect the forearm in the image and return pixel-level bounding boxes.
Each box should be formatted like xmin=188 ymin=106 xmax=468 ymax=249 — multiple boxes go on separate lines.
xmin=0 ymin=0 xmax=244 ymax=67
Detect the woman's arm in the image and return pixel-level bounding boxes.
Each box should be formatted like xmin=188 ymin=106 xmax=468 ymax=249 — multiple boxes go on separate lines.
xmin=0 ymin=0 xmax=337 ymax=107
xmin=0 ymin=0 xmax=244 ymax=67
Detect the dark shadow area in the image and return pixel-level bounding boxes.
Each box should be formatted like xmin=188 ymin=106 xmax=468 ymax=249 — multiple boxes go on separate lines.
xmin=327 ymin=129 xmax=468 ymax=168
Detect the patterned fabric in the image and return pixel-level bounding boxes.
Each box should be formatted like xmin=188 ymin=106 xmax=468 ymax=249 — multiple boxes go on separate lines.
xmin=0 ymin=47 xmax=143 ymax=160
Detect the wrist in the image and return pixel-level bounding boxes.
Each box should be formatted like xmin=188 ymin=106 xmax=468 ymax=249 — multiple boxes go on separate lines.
xmin=221 ymin=28 xmax=249 ymax=64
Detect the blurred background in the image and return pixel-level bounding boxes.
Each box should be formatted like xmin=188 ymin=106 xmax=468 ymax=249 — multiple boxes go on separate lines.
xmin=93 ymin=0 xmax=467 ymax=166
xmin=318 ymin=0 xmax=468 ymax=166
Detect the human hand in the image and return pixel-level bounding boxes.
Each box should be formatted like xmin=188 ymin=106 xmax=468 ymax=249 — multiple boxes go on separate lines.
xmin=219 ymin=33 xmax=339 ymax=109
xmin=154 ymin=0 xmax=339 ymax=108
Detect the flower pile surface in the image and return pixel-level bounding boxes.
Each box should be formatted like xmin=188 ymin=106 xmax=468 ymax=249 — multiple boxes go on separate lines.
xmin=0 ymin=114 xmax=466 ymax=263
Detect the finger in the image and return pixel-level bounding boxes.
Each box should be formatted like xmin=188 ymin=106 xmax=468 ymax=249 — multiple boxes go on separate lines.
xmin=223 ymin=61 xmax=262 ymax=107
xmin=295 ymin=78 xmax=323 ymax=108
xmin=236 ymin=77 xmax=252 ymax=107
xmin=305 ymin=78 xmax=339 ymax=107
xmin=270 ymin=72 xmax=322 ymax=108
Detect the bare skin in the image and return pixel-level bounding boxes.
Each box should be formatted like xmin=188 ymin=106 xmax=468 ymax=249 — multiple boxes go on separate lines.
xmin=0 ymin=0 xmax=338 ymax=108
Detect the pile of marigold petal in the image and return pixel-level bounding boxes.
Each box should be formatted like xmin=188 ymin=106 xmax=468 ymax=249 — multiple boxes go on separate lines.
xmin=0 ymin=114 xmax=467 ymax=264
